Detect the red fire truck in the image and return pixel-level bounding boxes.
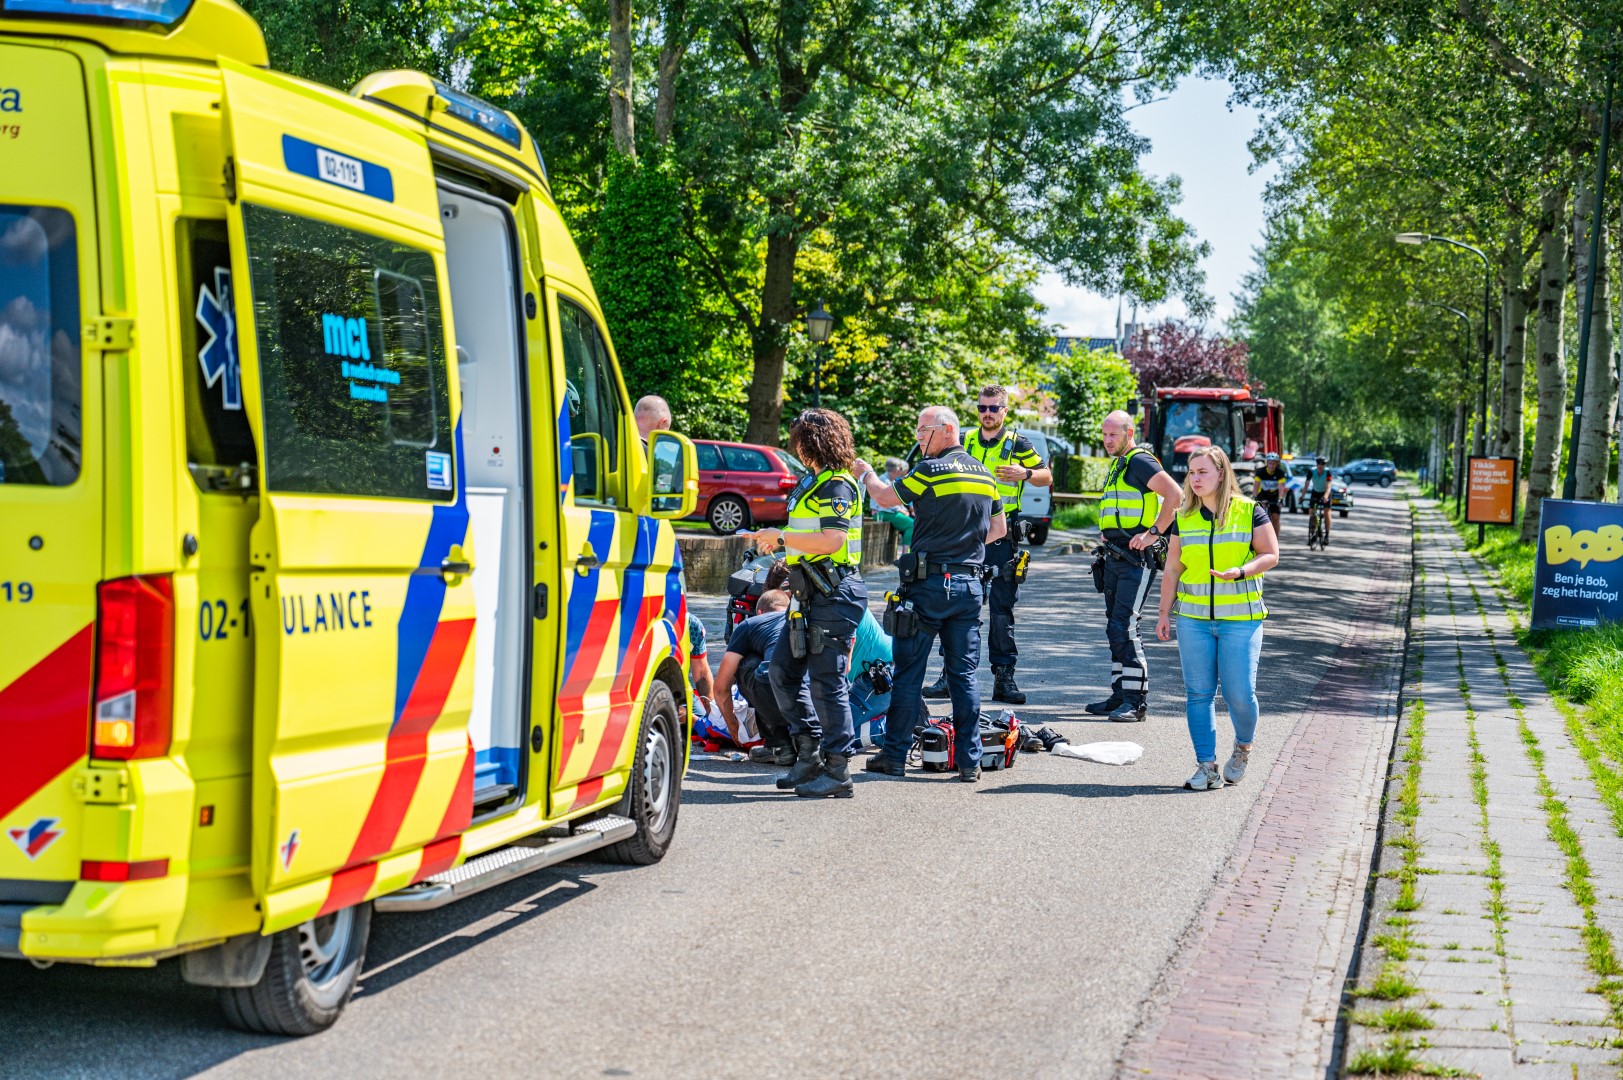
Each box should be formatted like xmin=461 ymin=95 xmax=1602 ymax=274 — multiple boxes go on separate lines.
xmin=1134 ymin=386 xmax=1284 ymax=490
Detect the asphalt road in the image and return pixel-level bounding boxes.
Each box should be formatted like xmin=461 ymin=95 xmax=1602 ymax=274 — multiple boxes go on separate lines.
xmin=0 ymin=487 xmax=1405 ymax=1079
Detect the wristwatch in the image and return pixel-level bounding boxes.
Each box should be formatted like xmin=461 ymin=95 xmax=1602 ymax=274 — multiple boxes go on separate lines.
xmin=1147 ymin=526 xmax=1160 ymax=537
xmin=1024 ymin=467 xmax=1033 ymax=480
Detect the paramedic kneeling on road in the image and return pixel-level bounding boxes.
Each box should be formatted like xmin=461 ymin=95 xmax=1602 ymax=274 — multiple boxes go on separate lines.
xmin=714 ymin=590 xmax=794 ymax=764
xmin=745 ymin=409 xmax=868 ymax=800
xmin=1090 ymin=410 xmax=1183 ymax=723
xmin=855 ymin=407 xmax=1005 ymax=783
xmin=1155 ymin=445 xmax=1278 ymax=791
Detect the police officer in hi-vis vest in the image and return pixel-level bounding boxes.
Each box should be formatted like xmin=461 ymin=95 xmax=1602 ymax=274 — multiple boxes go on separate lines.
xmin=921 ymin=383 xmax=1050 ymax=705
xmin=744 ymin=409 xmax=867 ymax=799
xmin=1089 ymin=409 xmax=1183 ymax=722
xmin=855 ymin=406 xmax=1005 ymax=782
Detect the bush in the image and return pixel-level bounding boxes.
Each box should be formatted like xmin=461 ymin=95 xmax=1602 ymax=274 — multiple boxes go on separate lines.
xmin=1051 ymin=347 xmax=1136 ymax=450
xmin=1066 ymin=455 xmax=1114 ymax=493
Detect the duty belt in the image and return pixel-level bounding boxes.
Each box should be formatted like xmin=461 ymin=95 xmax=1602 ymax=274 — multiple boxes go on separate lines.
xmin=925 ymin=561 xmax=983 ymax=577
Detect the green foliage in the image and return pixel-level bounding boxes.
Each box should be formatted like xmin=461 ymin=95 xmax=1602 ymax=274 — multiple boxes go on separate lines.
xmin=1052 ymin=501 xmax=1100 ymax=532
xmin=590 ymin=155 xmax=746 ymax=438
xmin=1065 ymin=455 xmax=1115 ymax=493
xmin=1051 ymin=347 xmax=1137 ymax=450
xmin=239 ymin=0 xmax=446 ymax=88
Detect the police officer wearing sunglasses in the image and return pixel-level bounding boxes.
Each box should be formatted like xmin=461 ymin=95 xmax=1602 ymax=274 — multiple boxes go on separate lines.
xmin=855 ymin=406 xmax=1006 ymax=782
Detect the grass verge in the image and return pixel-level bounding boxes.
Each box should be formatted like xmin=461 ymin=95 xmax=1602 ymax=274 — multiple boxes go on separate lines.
xmin=1051 ymin=501 xmax=1100 ymax=532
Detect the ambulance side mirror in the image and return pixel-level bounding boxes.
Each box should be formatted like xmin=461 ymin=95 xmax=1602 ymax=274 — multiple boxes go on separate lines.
xmin=646 ymin=431 xmax=698 ymax=520
xmin=571 ymin=432 xmax=608 ymax=502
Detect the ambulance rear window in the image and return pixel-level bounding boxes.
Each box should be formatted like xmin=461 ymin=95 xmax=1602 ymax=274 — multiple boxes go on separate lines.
xmin=0 ymin=205 xmax=81 ymax=486
xmin=240 ymin=205 xmax=454 ymax=501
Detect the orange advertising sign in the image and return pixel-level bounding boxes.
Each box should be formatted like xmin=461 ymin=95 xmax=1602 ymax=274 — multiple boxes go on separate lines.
xmin=1467 ymin=456 xmax=1517 ymax=525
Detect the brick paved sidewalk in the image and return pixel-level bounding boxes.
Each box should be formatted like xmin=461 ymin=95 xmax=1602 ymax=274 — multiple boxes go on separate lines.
xmin=1117 ymin=492 xmax=1413 ymax=1078
xmin=1340 ymin=498 xmax=1623 ymax=1077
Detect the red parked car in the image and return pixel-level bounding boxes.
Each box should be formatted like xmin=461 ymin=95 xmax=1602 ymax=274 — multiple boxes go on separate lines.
xmin=692 ymin=439 xmax=809 ymax=533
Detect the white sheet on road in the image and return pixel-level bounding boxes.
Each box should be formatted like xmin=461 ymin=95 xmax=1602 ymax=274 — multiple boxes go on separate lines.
xmin=1051 ymin=740 xmax=1143 ymax=765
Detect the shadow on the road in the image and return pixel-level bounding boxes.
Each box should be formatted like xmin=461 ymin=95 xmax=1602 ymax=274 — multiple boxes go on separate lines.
xmin=0 ymin=866 xmax=609 ymax=1078
xmin=978 ymin=781 xmax=1181 ymax=798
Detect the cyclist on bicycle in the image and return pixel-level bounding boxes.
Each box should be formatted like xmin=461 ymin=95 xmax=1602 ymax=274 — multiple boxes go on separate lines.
xmin=1254 ymin=452 xmax=1286 ymax=534
xmin=1306 ymin=455 xmax=1334 ymax=546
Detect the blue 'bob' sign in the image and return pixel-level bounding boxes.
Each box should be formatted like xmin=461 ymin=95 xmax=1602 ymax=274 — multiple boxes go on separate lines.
xmin=1531 ymin=500 xmax=1623 ymax=631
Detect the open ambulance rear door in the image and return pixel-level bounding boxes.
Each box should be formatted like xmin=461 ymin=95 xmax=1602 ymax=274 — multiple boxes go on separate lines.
xmin=218 ymin=59 xmax=477 ymax=933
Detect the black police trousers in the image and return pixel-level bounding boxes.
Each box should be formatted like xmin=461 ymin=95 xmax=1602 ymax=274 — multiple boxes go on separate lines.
xmin=985 ymin=534 xmax=1019 ymax=668
xmin=737 ymin=656 xmax=790 ymax=752
xmin=768 ymin=572 xmax=867 ymax=757
xmin=1101 ymin=551 xmax=1156 ymax=707
xmin=883 ymin=573 xmax=984 ymax=770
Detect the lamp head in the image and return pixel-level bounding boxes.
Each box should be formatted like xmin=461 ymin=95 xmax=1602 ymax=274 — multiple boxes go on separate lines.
xmin=806 ymin=301 xmax=834 ymax=344
xmin=1394 ymin=232 xmax=1430 ymax=246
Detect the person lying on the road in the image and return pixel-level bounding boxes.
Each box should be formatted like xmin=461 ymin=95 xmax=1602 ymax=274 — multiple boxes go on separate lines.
xmin=1154 ymin=445 xmax=1279 ymax=792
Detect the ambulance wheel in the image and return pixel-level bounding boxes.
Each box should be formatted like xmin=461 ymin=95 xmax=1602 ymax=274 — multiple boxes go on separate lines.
xmin=220 ymin=902 xmax=372 ymax=1036
xmin=606 ymin=679 xmax=682 ymax=865
xmin=708 ymin=495 xmax=751 ymax=535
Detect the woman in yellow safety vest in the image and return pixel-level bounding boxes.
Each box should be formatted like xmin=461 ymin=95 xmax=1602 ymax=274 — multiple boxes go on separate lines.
xmin=1154 ymin=445 xmax=1280 ymax=791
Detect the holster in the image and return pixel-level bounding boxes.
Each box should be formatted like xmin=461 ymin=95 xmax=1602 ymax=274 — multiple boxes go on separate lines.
xmin=882 ymin=590 xmax=920 ymax=638
xmin=1090 ymin=549 xmax=1106 ymax=593
xmin=787 ymin=561 xmax=838 ymax=600
xmin=1002 ymin=549 xmax=1031 ymax=585
xmin=895 ymin=551 xmax=922 ymax=585
xmin=787 ymin=610 xmax=809 ymax=658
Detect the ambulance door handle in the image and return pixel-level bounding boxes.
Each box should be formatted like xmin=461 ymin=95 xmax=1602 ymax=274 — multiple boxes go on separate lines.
xmin=575 ymin=544 xmax=600 ymax=575
xmin=440 ymin=557 xmax=473 ymax=580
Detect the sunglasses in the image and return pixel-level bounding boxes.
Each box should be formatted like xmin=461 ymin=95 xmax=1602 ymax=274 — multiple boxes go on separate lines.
xmin=977 ymin=404 xmax=1005 ymax=413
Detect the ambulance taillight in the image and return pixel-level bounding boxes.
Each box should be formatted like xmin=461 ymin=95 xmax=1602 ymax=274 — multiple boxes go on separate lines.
xmin=91 ymin=575 xmax=175 ymax=760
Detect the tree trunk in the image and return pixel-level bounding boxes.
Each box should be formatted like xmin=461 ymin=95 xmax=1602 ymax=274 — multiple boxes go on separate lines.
xmin=1495 ymin=231 xmax=1529 ymax=468
xmin=744 ymin=229 xmax=799 ymax=445
xmin=654 ymin=0 xmax=686 ymax=146
xmin=1521 ymin=186 xmax=1569 ymax=543
xmin=1573 ymin=182 xmax=1616 ymax=501
xmin=608 ymin=0 xmax=635 ymax=157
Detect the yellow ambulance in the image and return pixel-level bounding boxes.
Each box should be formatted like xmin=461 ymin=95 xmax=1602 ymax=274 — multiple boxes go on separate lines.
xmin=0 ymin=0 xmax=701 ymax=1034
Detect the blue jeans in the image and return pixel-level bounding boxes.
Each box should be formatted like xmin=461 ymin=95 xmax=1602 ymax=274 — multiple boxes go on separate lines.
xmin=884 ymin=573 xmax=984 ymax=769
xmin=1176 ymin=616 xmax=1264 ymax=762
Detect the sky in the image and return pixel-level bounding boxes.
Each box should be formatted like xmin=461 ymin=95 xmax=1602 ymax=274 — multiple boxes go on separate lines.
xmin=1033 ymin=77 xmax=1277 ymax=338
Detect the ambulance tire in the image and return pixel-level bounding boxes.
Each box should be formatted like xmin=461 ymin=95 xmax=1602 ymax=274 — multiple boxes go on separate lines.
xmin=220 ymin=902 xmax=372 ymax=1036
xmin=605 ymin=679 xmax=682 ymax=865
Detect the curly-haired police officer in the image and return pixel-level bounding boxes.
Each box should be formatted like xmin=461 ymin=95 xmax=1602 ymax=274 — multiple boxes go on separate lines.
xmin=855 ymin=406 xmax=1005 ymax=782
xmin=746 ymin=408 xmax=868 ymax=799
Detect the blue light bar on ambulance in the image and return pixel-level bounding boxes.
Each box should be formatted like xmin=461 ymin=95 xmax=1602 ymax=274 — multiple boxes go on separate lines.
xmin=1 ymin=0 xmax=193 ymax=23
xmin=432 ymin=79 xmax=523 ymax=149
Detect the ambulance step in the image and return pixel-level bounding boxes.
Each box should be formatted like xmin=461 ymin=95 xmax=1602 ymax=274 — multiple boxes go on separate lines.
xmin=373 ymin=815 xmax=637 ymax=913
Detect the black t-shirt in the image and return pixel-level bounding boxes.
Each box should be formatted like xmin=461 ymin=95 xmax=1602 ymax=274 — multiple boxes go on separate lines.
xmin=726 ymin=610 xmax=786 ymax=675
xmin=1167 ymin=501 xmax=1273 ymax=536
xmin=895 ymin=448 xmax=1002 ymax=565
xmin=1101 ymin=451 xmax=1168 ymax=541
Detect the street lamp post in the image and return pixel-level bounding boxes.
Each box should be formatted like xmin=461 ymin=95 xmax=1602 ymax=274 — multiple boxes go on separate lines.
xmin=1410 ymin=299 xmax=1474 ymax=516
xmin=1396 ymin=232 xmax=1495 ymax=545
xmin=806 ymin=301 xmax=834 ymax=408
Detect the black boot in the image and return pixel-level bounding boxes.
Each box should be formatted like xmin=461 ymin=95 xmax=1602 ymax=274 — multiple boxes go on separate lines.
xmin=1083 ymin=693 xmax=1123 ymax=715
xmin=775 ymin=735 xmax=823 ymax=790
xmin=749 ymin=744 xmax=797 ymax=766
xmin=796 ymin=753 xmax=854 ymax=798
xmin=992 ymin=665 xmax=1027 ymax=705
xmin=922 ymin=671 xmax=951 ymax=699
xmin=1108 ymin=700 xmax=1147 ymax=723
xmin=864 ymin=754 xmax=905 ymax=777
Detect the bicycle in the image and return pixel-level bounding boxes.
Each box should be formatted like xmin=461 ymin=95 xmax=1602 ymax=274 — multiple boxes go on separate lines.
xmin=1306 ymin=497 xmax=1330 ymax=550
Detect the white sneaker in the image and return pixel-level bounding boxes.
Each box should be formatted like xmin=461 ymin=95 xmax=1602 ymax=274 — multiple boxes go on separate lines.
xmin=1222 ymin=742 xmax=1252 ymax=785
xmin=1185 ymin=761 xmax=1225 ymax=791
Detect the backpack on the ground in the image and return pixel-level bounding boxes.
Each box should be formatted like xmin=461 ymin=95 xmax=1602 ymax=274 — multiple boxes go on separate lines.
xmin=979 ymin=710 xmax=1020 ymax=770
